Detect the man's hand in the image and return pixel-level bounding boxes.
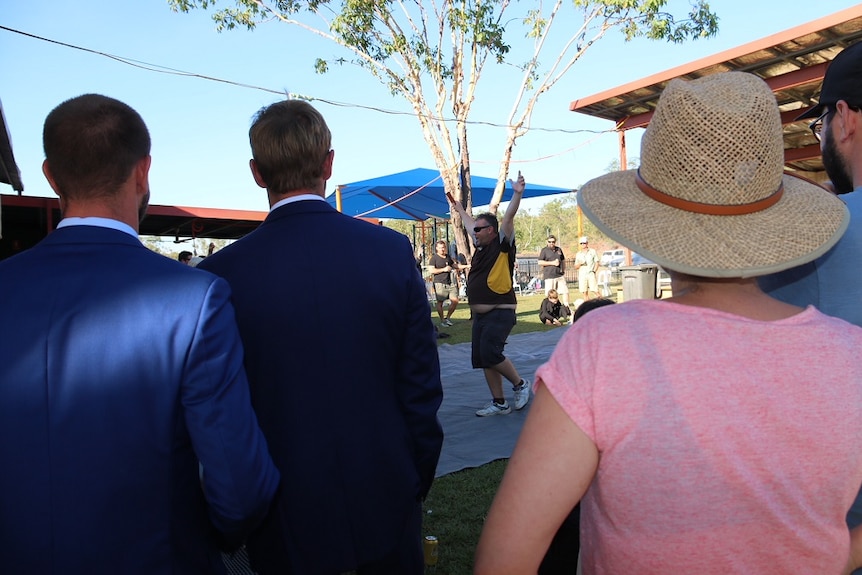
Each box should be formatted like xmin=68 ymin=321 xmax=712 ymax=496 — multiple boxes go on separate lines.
xmin=509 ymin=171 xmax=525 ymax=195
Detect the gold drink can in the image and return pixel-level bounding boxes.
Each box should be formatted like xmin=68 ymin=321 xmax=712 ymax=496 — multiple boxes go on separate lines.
xmin=423 ymin=535 xmax=439 ymax=566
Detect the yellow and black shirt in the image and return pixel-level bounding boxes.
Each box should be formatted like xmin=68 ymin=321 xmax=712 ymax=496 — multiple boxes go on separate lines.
xmin=467 ymin=233 xmax=516 ymax=305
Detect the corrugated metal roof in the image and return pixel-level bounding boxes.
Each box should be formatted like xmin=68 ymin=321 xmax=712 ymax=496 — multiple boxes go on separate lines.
xmin=0 ymin=194 xmax=268 ymax=241
xmin=569 ymin=4 xmax=862 ymax=179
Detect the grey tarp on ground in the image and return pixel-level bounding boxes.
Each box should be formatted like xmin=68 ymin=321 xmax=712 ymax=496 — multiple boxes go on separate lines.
xmin=435 ymin=325 xmax=569 ymax=478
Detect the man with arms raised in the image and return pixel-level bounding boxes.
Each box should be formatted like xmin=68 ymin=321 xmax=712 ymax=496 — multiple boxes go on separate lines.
xmin=199 ymin=99 xmax=443 ymax=575
xmin=449 ymin=173 xmax=531 ymax=416
xmin=0 ymin=94 xmax=279 ymax=574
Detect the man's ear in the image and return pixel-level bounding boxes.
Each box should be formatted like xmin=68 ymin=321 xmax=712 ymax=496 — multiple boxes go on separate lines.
xmin=42 ymin=160 xmax=60 ymax=195
xmin=836 ymin=100 xmax=859 ymax=141
xmin=249 ymin=159 xmax=268 ymax=189
xmin=134 ymin=155 xmax=151 ymax=197
xmin=321 ymin=149 xmax=334 ymax=181
xmin=42 ymin=160 xmax=67 ymax=212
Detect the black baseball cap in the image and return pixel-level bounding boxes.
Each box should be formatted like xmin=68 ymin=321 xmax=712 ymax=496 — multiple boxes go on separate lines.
xmin=797 ymin=41 xmax=862 ymax=120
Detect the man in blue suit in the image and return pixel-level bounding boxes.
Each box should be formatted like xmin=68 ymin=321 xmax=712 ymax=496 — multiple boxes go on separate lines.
xmin=0 ymin=94 xmax=280 ymax=574
xmin=199 ymin=100 xmax=443 ymax=575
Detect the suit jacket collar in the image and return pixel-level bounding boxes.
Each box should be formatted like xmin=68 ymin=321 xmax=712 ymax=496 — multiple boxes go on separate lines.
xmin=42 ymin=225 xmax=144 ymax=248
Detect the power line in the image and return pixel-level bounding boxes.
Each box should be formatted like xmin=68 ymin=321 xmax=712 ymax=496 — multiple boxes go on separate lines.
xmin=0 ymin=24 xmax=617 ymax=138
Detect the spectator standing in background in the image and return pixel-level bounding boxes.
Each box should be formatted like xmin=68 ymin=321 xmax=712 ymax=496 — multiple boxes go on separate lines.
xmin=574 ymin=236 xmax=599 ymax=300
xmin=538 ymin=235 xmax=569 ymax=307
xmin=429 ymin=239 xmax=462 ymax=327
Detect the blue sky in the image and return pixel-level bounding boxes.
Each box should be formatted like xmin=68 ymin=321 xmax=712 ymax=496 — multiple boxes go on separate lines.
xmin=1 ymin=1 xmax=859 ymax=214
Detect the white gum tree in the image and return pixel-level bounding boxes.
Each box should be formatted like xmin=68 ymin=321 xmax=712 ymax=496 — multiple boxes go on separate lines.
xmin=169 ymin=0 xmax=718 ymax=258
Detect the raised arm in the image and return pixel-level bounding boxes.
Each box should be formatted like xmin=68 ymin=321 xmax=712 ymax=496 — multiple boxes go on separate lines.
xmin=500 ymin=172 xmax=525 ymax=241
xmin=447 ymin=192 xmax=478 ymax=243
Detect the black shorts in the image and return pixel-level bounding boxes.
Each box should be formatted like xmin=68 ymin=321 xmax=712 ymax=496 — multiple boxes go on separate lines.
xmin=471 ymin=308 xmax=516 ymax=368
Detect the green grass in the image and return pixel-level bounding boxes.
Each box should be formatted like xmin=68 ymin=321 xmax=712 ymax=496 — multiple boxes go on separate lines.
xmin=433 ymin=292 xmax=559 ymax=345
xmin=422 ymin=459 xmax=508 ymax=574
xmin=421 ymin=293 xmax=559 ymax=573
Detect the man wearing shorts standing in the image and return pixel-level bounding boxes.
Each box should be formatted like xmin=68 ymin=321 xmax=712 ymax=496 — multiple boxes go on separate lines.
xmin=538 ymin=235 xmax=569 ymax=307
xmin=448 ymin=173 xmax=530 ymax=417
xmin=430 ymin=240 xmax=461 ymax=327
xmin=575 ymin=236 xmax=599 ymax=301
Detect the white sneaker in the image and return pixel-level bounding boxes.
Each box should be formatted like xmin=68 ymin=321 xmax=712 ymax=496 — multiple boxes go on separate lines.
xmin=513 ymin=380 xmax=531 ymax=410
xmin=476 ymin=401 xmax=512 ymax=417
xmin=442 ymin=319 xmax=453 ymax=327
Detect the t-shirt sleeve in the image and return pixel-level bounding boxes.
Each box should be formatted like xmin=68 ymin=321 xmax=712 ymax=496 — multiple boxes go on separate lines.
xmin=534 ymin=322 xmax=597 ymax=441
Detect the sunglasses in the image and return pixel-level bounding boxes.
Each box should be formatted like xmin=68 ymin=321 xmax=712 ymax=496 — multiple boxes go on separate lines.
xmin=809 ymin=109 xmax=828 ymax=142
xmin=473 ymin=225 xmax=492 ymax=233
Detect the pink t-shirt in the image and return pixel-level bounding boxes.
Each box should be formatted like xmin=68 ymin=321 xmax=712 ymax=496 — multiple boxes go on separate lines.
xmin=536 ymin=300 xmax=862 ymax=574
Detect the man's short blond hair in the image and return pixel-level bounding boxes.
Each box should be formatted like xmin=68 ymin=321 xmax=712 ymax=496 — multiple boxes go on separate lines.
xmin=249 ymin=100 xmax=331 ymax=195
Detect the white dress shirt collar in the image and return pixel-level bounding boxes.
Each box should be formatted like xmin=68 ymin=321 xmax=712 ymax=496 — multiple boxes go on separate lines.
xmin=57 ymin=217 xmax=140 ymax=240
xmin=270 ymin=194 xmax=326 ymax=212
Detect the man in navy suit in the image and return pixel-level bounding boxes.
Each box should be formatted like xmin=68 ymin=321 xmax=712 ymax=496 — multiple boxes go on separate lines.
xmin=0 ymin=94 xmax=280 ymax=574
xmin=199 ymin=100 xmax=443 ymax=575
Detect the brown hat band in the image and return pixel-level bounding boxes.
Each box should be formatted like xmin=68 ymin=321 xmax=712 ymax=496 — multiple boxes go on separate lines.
xmin=635 ymin=171 xmax=784 ymax=216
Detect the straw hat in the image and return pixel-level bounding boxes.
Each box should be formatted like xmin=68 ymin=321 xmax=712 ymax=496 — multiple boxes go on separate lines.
xmin=579 ymin=72 xmax=848 ymax=278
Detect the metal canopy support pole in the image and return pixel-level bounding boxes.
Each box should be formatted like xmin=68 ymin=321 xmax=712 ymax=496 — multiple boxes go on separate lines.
xmin=618 ymin=129 xmax=632 ymax=266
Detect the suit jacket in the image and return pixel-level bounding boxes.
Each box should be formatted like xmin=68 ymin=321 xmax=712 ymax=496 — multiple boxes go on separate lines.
xmin=199 ymin=200 xmax=443 ymax=574
xmin=0 ymin=225 xmax=280 ymax=575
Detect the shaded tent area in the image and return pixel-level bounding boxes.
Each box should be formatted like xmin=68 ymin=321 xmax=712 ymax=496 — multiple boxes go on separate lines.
xmin=0 ymin=193 xmax=385 ymax=261
xmin=327 ymin=167 xmax=573 ymax=220
xmin=0 ymin=194 xmax=270 ymax=260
